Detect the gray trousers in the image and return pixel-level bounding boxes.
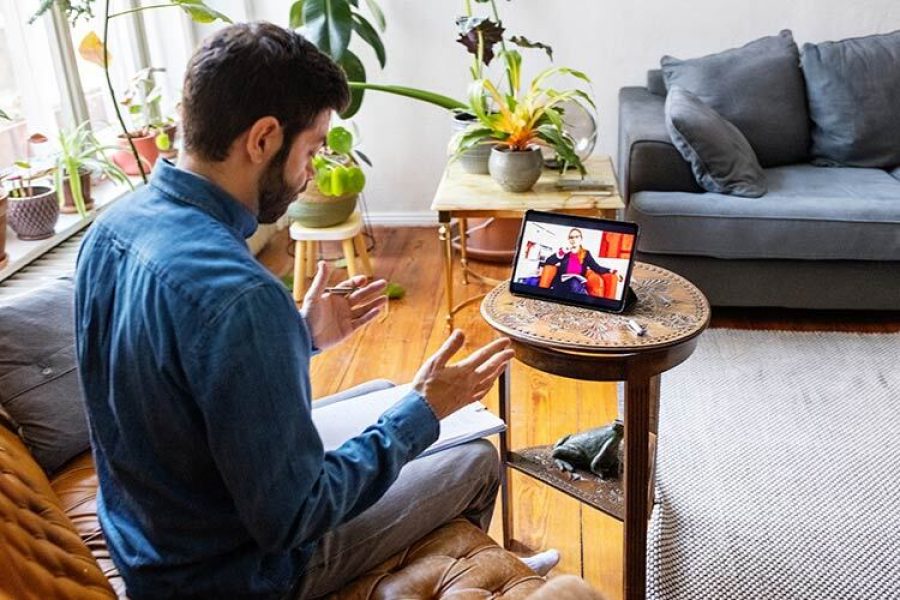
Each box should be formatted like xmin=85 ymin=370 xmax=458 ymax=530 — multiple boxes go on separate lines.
xmin=293 ymin=438 xmax=501 ymax=599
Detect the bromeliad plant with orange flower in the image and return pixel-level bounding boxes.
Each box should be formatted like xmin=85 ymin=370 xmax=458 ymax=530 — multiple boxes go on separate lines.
xmin=451 ymin=57 xmax=595 ymax=192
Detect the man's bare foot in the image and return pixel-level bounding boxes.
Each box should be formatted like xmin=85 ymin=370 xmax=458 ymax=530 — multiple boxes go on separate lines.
xmin=520 ymin=549 xmax=561 ymax=576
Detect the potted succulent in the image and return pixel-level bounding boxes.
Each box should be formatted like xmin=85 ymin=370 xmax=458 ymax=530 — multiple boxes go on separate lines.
xmin=287 ymin=126 xmax=367 ymax=228
xmin=113 ymin=67 xmax=177 ymax=176
xmin=2 ymin=159 xmax=58 ymax=241
xmin=53 ymin=122 xmax=132 ymax=217
xmin=452 ymin=65 xmax=594 ymax=192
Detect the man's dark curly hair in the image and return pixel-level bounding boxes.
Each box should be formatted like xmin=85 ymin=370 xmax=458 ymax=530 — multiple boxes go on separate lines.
xmin=181 ymin=22 xmax=349 ymax=162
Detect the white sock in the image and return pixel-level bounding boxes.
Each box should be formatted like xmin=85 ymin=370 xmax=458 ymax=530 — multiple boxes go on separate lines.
xmin=520 ymin=549 xmax=561 ymax=576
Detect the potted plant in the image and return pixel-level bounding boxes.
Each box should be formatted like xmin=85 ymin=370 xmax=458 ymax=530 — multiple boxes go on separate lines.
xmin=287 ymin=126 xmax=368 ymax=228
xmin=452 ymin=65 xmax=593 ymax=192
xmin=2 ymin=159 xmax=58 ymax=241
xmin=112 ymin=67 xmax=176 ymax=176
xmin=53 ymin=121 xmax=132 ymax=217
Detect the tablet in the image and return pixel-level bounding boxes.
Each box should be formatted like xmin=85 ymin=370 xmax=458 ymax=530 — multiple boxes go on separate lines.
xmin=509 ymin=210 xmax=640 ymax=313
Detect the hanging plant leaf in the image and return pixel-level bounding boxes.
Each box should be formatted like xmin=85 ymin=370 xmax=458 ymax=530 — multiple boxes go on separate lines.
xmin=362 ymin=0 xmax=385 ymax=31
xmin=172 ymin=0 xmax=233 ymax=24
xmin=351 ymin=12 xmax=385 ymax=68
xmin=289 ymin=0 xmax=305 ymax=28
xmin=338 ymin=50 xmax=366 ymax=119
xmin=509 ymin=35 xmax=554 ymax=61
xmin=301 ymin=0 xmax=354 ymax=62
xmin=0 ymin=108 xmax=9 ymax=121
xmin=455 ymin=17 xmax=504 ymax=66
xmin=78 ymin=31 xmax=110 ymax=68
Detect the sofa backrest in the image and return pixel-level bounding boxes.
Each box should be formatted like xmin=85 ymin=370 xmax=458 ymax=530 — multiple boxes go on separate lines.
xmin=0 ymin=423 xmax=116 ymax=599
xmin=646 ymin=69 xmax=667 ymax=96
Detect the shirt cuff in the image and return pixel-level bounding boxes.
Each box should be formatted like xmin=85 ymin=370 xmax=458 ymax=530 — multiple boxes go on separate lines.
xmin=381 ymin=390 xmax=440 ymax=458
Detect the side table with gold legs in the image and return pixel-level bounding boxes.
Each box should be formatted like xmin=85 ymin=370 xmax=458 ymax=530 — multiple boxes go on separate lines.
xmin=431 ymin=156 xmax=625 ymax=330
xmin=481 ymin=263 xmax=711 ymax=600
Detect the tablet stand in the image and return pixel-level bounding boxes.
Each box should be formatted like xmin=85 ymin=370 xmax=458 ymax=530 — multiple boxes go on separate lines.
xmin=623 ymin=285 xmax=639 ymax=312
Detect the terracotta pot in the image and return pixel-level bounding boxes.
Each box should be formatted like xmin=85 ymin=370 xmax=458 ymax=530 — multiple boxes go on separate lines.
xmin=60 ymin=169 xmax=93 ymax=214
xmin=7 ymin=185 xmax=59 ymax=241
xmin=113 ymin=124 xmax=177 ymax=176
xmin=0 ymin=189 xmax=8 ymax=270
xmin=288 ymin=181 xmax=358 ymax=228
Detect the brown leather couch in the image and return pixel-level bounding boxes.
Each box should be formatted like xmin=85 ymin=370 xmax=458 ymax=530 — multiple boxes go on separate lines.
xmin=0 ymin=419 xmax=604 ymax=599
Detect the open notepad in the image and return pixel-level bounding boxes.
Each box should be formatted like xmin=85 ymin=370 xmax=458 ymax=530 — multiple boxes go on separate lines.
xmin=312 ymin=384 xmax=506 ymax=459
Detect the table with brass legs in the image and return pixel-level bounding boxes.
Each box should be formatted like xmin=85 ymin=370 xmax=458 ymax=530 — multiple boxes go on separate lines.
xmin=431 ymin=156 xmax=625 ymax=330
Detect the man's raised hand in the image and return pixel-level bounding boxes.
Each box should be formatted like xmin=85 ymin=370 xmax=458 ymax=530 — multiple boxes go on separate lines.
xmin=413 ymin=330 xmax=515 ymax=420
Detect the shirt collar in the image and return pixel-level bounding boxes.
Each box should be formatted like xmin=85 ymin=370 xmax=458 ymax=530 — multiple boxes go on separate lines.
xmin=150 ymin=159 xmax=258 ymax=239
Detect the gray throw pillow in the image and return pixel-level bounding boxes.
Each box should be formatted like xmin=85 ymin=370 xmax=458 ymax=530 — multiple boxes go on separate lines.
xmin=800 ymin=30 xmax=900 ymax=169
xmin=665 ymin=86 xmax=767 ymax=198
xmin=661 ymin=30 xmax=810 ymax=168
xmin=0 ymin=278 xmax=89 ymax=474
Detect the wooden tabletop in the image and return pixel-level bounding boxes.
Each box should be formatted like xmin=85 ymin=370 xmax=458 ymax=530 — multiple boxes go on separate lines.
xmin=481 ymin=262 xmax=711 ymax=353
xmin=431 ymin=155 xmax=624 ymax=215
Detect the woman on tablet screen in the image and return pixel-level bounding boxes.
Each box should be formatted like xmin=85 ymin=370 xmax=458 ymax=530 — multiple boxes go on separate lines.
xmin=542 ymin=228 xmax=613 ymax=295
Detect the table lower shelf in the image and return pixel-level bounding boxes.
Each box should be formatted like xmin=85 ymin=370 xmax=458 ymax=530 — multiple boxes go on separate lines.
xmin=507 ymin=438 xmax=657 ymax=521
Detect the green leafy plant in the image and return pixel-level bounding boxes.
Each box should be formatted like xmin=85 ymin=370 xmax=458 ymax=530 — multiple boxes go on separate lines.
xmin=52 ymin=121 xmax=133 ymax=217
xmin=0 ymin=108 xmax=10 ymax=121
xmin=120 ymin=67 xmax=174 ymax=150
xmin=288 ymin=0 xmax=387 ymax=118
xmin=310 ymin=126 xmax=367 ymax=197
xmin=453 ymin=66 xmax=595 ymax=175
xmin=33 ymin=1 xmax=231 ymax=183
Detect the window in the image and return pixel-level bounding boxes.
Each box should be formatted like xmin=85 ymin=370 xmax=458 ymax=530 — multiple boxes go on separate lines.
xmin=0 ymin=0 xmax=66 ymax=166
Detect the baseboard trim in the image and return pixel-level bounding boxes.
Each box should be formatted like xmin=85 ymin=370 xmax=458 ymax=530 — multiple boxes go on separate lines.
xmin=363 ymin=211 xmax=437 ymax=227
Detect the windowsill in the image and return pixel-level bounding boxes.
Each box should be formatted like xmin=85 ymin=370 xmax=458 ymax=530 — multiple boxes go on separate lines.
xmin=1 ymin=177 xmax=143 ymax=283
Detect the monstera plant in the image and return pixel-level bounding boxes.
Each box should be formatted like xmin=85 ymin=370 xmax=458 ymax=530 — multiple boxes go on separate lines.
xmin=289 ymin=0 xmax=387 ymax=118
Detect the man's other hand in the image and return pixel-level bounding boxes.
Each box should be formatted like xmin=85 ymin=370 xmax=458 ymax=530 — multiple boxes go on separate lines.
xmin=301 ymin=261 xmax=388 ymax=350
xmin=413 ymin=331 xmax=515 ymax=420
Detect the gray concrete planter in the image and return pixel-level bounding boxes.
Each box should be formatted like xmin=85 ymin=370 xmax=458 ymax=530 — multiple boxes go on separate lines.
xmin=452 ymin=113 xmax=492 ymax=174
xmin=488 ymin=147 xmax=544 ymax=192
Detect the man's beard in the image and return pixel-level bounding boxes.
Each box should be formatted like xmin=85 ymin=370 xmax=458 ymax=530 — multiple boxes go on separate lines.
xmin=257 ymin=146 xmax=301 ymax=224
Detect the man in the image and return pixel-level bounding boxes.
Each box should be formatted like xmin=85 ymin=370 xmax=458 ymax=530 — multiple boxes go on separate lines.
xmin=74 ymin=22 xmax=554 ymax=600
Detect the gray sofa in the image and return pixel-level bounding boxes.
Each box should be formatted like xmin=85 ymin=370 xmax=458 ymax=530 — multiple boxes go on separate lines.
xmin=618 ymin=57 xmax=900 ymax=310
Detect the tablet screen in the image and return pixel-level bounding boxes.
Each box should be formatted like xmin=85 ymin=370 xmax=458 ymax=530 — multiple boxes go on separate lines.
xmin=509 ymin=210 xmax=639 ymax=313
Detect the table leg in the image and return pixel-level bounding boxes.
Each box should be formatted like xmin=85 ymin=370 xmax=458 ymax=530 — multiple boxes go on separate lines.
xmin=648 ymin=375 xmax=660 ymax=510
xmin=354 ymin=233 xmax=374 ymax=277
xmin=292 ymin=240 xmax=306 ymax=303
xmin=459 ymin=217 xmax=469 ymax=285
xmin=342 ymin=238 xmax=358 ymax=279
xmin=623 ymin=375 xmax=652 ymax=600
xmin=498 ymin=363 xmax=513 ymax=550
xmin=438 ymin=214 xmax=454 ymax=331
xmin=306 ymin=241 xmax=317 ymax=278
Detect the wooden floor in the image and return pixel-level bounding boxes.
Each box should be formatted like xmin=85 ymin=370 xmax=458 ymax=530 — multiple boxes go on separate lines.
xmin=259 ymin=226 xmax=900 ymax=599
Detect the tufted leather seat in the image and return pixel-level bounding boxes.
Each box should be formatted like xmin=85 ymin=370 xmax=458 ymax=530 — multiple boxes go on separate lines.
xmin=1 ymin=421 xmax=605 ymax=599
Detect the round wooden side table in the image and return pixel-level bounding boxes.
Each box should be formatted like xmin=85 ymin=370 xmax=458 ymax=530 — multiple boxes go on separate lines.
xmin=481 ymin=262 xmax=710 ymax=600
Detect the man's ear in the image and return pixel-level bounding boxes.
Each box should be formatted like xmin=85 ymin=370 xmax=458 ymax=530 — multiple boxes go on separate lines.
xmin=245 ymin=116 xmax=283 ymax=165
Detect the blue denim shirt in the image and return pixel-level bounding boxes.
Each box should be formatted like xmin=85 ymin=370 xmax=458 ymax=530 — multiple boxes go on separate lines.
xmin=74 ymin=160 xmax=439 ymax=599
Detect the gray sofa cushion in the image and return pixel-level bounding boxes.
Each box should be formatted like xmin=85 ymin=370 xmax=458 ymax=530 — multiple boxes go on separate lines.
xmin=618 ymin=87 xmax=702 ymax=201
xmin=661 ymin=30 xmax=810 ymax=168
xmin=892 ymin=167 xmax=900 ymax=183
xmin=0 ymin=278 xmax=89 ymax=474
xmin=665 ymin=86 xmax=767 ymax=198
xmin=646 ymin=69 xmax=666 ymax=96
xmin=628 ymin=165 xmax=900 ymax=261
xmin=801 ymin=30 xmax=900 ymax=169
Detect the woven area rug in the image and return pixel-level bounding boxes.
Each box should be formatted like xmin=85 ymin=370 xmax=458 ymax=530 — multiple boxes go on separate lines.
xmin=647 ymin=329 xmax=900 ymax=599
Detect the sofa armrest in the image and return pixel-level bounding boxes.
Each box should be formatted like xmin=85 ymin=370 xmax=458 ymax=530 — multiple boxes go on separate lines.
xmin=617 ymin=87 xmax=702 ymax=202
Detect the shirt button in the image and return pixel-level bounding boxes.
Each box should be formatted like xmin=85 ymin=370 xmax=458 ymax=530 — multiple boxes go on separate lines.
xmin=41 ymin=367 xmax=53 ymax=376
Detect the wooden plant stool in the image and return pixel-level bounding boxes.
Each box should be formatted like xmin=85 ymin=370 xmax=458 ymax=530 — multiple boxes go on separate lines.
xmin=290 ymin=210 xmax=373 ymax=302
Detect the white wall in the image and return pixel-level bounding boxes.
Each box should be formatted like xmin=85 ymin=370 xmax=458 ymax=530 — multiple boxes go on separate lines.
xmin=216 ymin=0 xmax=900 ymax=222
